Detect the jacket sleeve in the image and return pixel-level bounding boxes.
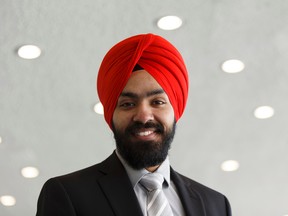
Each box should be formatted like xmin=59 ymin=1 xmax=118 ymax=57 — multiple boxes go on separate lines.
xmin=36 ymin=178 xmax=77 ymax=216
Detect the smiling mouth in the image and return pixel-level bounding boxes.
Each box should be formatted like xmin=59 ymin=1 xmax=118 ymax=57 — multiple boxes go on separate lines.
xmin=136 ymin=130 xmax=154 ymax=136
xmin=127 ymin=122 xmax=163 ymax=140
xmin=132 ymin=128 xmax=161 ymax=140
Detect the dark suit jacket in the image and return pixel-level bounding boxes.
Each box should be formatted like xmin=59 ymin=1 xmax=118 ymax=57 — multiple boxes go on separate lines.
xmin=36 ymin=152 xmax=232 ymax=216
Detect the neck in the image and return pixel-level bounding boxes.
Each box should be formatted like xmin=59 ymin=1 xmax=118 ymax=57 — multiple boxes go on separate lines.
xmin=145 ymin=165 xmax=160 ymax=172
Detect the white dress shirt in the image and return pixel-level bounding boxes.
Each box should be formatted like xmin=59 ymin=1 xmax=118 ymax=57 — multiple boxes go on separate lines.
xmin=116 ymin=150 xmax=185 ymax=216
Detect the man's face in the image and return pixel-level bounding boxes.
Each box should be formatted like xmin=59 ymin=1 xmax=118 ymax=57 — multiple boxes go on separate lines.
xmin=112 ymin=70 xmax=176 ymax=170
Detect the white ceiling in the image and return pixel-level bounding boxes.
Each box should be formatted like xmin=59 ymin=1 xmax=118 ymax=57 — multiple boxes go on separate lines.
xmin=1 ymin=0 xmax=288 ymax=215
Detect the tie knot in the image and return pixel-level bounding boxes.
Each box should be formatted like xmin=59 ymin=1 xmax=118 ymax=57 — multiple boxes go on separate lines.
xmin=140 ymin=173 xmax=164 ymax=192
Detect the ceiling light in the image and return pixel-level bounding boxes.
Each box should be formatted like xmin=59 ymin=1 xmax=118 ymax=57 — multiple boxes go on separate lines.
xmin=21 ymin=166 xmax=39 ymax=178
xmin=0 ymin=195 xmax=16 ymax=206
xmin=157 ymin=16 xmax=183 ymax=30
xmin=94 ymin=102 xmax=104 ymax=115
xmin=254 ymin=106 xmax=274 ymax=119
xmin=221 ymin=59 xmax=245 ymax=73
xmin=17 ymin=45 xmax=41 ymax=59
xmin=0 ymin=136 xmax=2 ymax=144
xmin=221 ymin=160 xmax=240 ymax=172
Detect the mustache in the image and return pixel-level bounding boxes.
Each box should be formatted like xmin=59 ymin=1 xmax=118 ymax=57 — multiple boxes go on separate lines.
xmin=126 ymin=121 xmax=164 ymax=134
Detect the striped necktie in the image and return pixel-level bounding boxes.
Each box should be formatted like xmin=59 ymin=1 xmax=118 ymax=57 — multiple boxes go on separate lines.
xmin=140 ymin=173 xmax=174 ymax=216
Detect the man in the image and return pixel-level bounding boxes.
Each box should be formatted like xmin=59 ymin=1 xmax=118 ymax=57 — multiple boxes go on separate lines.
xmin=36 ymin=33 xmax=232 ymax=216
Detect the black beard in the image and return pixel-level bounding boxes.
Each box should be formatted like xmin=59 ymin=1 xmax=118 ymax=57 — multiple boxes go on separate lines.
xmin=112 ymin=121 xmax=176 ymax=170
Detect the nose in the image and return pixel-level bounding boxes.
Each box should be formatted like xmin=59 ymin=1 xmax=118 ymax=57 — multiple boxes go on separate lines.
xmin=132 ymin=103 xmax=154 ymax=124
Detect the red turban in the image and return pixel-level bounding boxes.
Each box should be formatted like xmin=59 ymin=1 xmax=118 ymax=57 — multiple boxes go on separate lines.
xmin=97 ymin=33 xmax=189 ymax=129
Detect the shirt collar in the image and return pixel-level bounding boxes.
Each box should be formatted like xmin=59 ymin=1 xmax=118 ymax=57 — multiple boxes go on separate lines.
xmin=115 ymin=149 xmax=171 ymax=189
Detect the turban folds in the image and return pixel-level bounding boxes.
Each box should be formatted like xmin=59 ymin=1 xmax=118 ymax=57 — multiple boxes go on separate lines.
xmin=97 ymin=33 xmax=189 ymax=129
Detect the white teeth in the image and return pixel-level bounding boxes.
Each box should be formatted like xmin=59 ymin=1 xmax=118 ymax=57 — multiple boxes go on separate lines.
xmin=137 ymin=131 xmax=153 ymax=136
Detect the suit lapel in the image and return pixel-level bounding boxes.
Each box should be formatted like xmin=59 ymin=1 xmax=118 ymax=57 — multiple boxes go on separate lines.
xmin=171 ymin=168 xmax=206 ymax=216
xmin=97 ymin=152 xmax=143 ymax=216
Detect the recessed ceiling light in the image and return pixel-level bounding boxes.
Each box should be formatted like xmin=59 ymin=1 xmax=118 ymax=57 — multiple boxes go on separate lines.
xmin=221 ymin=160 xmax=240 ymax=172
xmin=254 ymin=106 xmax=274 ymax=119
xmin=0 ymin=195 xmax=16 ymax=206
xmin=21 ymin=166 xmax=39 ymax=178
xmin=221 ymin=59 xmax=245 ymax=73
xmin=157 ymin=16 xmax=183 ymax=30
xmin=94 ymin=102 xmax=104 ymax=115
xmin=0 ymin=136 xmax=2 ymax=144
xmin=17 ymin=45 xmax=41 ymax=59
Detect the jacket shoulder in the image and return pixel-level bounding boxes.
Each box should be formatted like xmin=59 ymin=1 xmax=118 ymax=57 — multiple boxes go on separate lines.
xmin=171 ymin=170 xmax=232 ymax=216
xmin=36 ymin=152 xmax=128 ymax=216
xmin=51 ymin=151 xmax=122 ymax=184
xmin=177 ymin=172 xmax=224 ymax=196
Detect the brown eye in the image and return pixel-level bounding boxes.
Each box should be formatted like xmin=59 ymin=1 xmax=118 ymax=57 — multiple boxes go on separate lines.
xmin=152 ymin=100 xmax=166 ymax=105
xmin=120 ymin=102 xmax=135 ymax=108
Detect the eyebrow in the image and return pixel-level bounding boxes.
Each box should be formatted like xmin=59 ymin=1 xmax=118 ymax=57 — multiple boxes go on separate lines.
xmin=120 ymin=89 xmax=165 ymax=99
